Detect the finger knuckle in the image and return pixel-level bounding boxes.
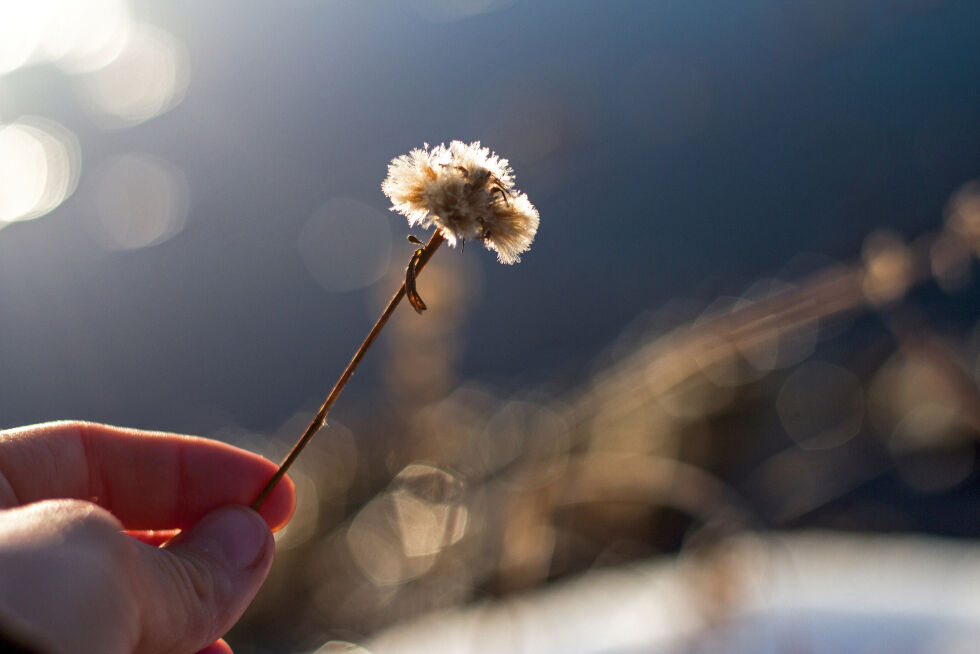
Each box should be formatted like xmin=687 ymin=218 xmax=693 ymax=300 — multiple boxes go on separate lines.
xmin=26 ymin=500 xmax=142 ymax=651
xmin=58 ymin=499 xmax=123 ymax=536
xmin=51 ymin=500 xmax=143 ymax=573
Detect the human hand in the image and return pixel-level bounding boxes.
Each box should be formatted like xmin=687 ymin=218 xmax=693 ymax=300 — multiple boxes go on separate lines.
xmin=0 ymin=421 xmax=295 ymax=654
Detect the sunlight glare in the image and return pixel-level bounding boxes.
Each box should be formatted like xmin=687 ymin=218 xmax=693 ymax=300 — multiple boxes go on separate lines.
xmin=0 ymin=0 xmax=131 ymax=74
xmin=0 ymin=118 xmax=80 ymax=224
xmin=38 ymin=0 xmax=130 ymax=72
xmin=0 ymin=0 xmax=51 ymax=74
xmin=78 ymin=22 xmax=190 ymax=127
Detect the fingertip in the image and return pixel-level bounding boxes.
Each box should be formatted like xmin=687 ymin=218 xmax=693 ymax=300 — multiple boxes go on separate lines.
xmin=125 ymin=528 xmax=181 ymax=546
xmin=138 ymin=507 xmax=273 ymax=651
xmin=0 ymin=421 xmax=301 ymax=532
xmin=196 ymin=637 xmax=233 ymax=654
xmin=254 ymin=473 xmax=296 ymax=531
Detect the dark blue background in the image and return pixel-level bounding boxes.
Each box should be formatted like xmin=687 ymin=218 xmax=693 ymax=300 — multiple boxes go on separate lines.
xmin=2 ymin=0 xmax=979 ymax=435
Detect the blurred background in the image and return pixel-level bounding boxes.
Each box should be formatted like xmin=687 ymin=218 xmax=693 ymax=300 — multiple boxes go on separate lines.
xmin=2 ymin=1 xmax=980 ymax=652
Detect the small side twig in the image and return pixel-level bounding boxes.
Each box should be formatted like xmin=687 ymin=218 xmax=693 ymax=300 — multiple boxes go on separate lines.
xmin=251 ymin=230 xmax=445 ymax=510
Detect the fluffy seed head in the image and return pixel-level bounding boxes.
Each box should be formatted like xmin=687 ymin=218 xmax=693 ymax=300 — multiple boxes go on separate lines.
xmin=381 ymin=141 xmax=539 ymax=264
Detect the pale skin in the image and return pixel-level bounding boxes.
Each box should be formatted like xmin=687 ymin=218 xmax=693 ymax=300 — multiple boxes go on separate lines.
xmin=0 ymin=421 xmax=296 ymax=654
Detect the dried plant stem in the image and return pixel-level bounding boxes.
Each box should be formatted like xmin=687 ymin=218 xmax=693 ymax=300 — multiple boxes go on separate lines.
xmin=251 ymin=230 xmax=446 ymax=510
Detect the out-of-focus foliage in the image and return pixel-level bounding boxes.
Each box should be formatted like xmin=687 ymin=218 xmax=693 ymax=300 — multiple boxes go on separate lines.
xmin=229 ymin=186 xmax=980 ymax=652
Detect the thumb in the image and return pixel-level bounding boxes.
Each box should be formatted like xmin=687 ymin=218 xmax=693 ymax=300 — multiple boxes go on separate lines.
xmin=134 ymin=506 xmax=274 ymax=653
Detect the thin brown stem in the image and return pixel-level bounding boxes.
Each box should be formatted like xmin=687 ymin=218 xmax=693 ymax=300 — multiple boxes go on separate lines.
xmin=251 ymin=230 xmax=446 ymax=510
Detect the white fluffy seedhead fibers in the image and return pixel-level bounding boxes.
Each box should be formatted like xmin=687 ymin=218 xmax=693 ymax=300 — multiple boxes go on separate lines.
xmin=381 ymin=141 xmax=539 ymax=264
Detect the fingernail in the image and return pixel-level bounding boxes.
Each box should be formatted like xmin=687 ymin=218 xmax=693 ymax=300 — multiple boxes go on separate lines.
xmin=175 ymin=506 xmax=270 ymax=570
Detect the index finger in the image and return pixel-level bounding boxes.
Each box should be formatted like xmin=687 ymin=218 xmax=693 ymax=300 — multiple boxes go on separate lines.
xmin=0 ymin=421 xmax=295 ymax=530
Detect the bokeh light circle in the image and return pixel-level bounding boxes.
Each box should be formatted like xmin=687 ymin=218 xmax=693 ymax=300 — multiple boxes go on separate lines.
xmin=88 ymin=152 xmax=189 ymax=250
xmin=298 ymin=198 xmax=393 ymax=293
xmin=0 ymin=0 xmax=131 ymax=75
xmin=0 ymin=117 xmax=81 ymax=224
xmin=77 ymin=22 xmax=190 ymax=127
xmin=777 ymin=361 xmax=864 ymax=450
